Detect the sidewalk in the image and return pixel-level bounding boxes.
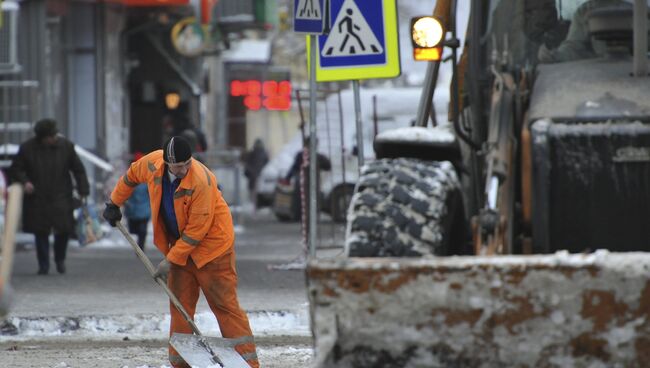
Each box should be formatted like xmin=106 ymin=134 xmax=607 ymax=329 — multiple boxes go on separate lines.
xmin=1 ymin=211 xmax=317 ymax=367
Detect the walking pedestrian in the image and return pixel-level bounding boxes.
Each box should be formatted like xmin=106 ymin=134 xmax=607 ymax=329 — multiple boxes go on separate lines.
xmin=10 ymin=118 xmax=90 ymax=275
xmin=243 ymin=138 xmax=269 ymax=209
xmin=124 ymin=152 xmax=151 ymax=250
xmin=102 ymin=136 xmax=258 ymax=368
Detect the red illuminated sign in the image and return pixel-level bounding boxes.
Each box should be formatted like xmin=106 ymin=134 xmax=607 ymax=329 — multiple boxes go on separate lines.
xmin=200 ymin=0 xmax=218 ymax=24
xmin=230 ymin=80 xmax=292 ymax=111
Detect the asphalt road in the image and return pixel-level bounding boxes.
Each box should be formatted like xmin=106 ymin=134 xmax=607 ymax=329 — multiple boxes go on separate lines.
xmin=8 ymin=211 xmax=311 ymax=317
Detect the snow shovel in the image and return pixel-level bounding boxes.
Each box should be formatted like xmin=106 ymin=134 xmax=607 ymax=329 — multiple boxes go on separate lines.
xmin=115 ymin=222 xmax=250 ymax=368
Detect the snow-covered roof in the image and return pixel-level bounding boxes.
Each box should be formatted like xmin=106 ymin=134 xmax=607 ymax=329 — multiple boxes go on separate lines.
xmin=223 ymin=39 xmax=272 ymax=64
xmin=375 ymin=125 xmax=456 ymax=144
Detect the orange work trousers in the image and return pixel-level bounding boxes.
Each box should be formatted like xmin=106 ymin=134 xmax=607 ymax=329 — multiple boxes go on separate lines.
xmin=167 ymin=249 xmax=259 ymax=368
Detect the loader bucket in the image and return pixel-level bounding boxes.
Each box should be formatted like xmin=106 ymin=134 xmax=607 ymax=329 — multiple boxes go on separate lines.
xmin=307 ymin=252 xmax=650 ymax=367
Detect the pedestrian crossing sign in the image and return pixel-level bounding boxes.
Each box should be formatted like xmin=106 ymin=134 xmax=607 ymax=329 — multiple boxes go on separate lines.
xmin=294 ymin=0 xmax=327 ymax=34
xmin=308 ymin=0 xmax=400 ymax=81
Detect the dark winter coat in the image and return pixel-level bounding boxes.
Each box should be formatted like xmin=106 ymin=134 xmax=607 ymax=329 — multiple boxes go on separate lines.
xmin=10 ymin=136 xmax=90 ymax=234
xmin=285 ymin=150 xmax=331 ymax=182
xmin=243 ymin=142 xmax=269 ymax=191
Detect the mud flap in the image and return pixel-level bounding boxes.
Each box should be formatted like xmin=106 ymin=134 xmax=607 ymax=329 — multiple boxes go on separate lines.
xmin=170 ymin=333 xmax=250 ymax=368
xmin=308 ymin=252 xmax=650 ymax=367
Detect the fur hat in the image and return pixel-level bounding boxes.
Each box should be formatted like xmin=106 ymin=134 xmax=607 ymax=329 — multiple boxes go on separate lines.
xmin=34 ymin=119 xmax=58 ymax=139
xmin=162 ymin=136 xmax=192 ymax=164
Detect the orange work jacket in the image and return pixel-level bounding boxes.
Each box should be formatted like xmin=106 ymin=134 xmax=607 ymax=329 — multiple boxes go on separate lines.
xmin=111 ymin=150 xmax=234 ymax=268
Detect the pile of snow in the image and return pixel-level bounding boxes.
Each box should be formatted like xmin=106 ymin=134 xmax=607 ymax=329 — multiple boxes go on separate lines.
xmin=0 ymin=308 xmax=310 ymax=341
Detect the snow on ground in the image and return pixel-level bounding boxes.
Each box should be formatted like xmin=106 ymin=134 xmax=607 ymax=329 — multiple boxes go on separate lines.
xmin=2 ymin=308 xmax=313 ymax=367
xmin=1 ymin=304 xmax=310 ymax=342
xmin=2 ymin=343 xmax=313 ymax=368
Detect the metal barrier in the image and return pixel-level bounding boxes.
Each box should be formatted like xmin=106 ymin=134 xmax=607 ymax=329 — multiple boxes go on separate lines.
xmin=0 ymin=80 xmax=40 ymax=163
xmin=201 ymin=148 xmax=245 ymax=226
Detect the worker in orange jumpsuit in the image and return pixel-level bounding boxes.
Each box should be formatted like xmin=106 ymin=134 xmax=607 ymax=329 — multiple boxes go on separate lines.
xmin=103 ymin=136 xmax=259 ymax=368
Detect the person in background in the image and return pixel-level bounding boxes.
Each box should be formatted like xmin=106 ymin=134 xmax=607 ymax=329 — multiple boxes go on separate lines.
xmin=10 ymin=118 xmax=90 ymax=275
xmin=183 ymin=123 xmax=208 ymax=153
xmin=284 ymin=137 xmax=332 ymax=222
xmin=538 ymin=0 xmax=629 ymax=63
xmin=162 ymin=114 xmax=180 ymax=145
xmin=102 ymin=136 xmax=258 ymax=368
xmin=243 ymin=138 xmax=269 ymax=209
xmin=124 ymin=152 xmax=151 ymax=250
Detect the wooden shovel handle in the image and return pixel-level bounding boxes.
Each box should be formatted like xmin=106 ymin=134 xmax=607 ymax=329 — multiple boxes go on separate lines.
xmin=116 ymin=222 xmax=202 ymax=336
xmin=0 ymin=184 xmax=23 ymax=284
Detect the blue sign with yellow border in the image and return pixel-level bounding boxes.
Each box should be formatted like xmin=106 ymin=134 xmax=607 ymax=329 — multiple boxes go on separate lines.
xmin=294 ymin=0 xmax=327 ymax=34
xmin=308 ymin=0 xmax=400 ymax=81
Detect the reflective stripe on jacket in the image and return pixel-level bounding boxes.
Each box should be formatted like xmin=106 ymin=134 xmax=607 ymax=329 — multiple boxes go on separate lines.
xmin=111 ymin=150 xmax=234 ymax=268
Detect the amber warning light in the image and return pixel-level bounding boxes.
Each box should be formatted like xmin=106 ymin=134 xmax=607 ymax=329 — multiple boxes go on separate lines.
xmin=230 ymin=80 xmax=292 ymax=111
xmin=411 ymin=16 xmax=444 ymax=61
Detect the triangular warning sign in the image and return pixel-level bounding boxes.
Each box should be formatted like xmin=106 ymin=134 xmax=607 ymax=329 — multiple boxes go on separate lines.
xmin=296 ymin=0 xmax=321 ymax=20
xmin=321 ymin=0 xmax=383 ymax=57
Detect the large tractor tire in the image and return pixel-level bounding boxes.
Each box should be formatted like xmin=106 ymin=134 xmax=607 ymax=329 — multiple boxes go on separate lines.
xmin=346 ymin=158 xmax=464 ymax=257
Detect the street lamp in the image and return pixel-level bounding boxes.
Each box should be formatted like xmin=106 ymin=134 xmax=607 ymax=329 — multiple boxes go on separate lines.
xmin=165 ymin=92 xmax=180 ymax=110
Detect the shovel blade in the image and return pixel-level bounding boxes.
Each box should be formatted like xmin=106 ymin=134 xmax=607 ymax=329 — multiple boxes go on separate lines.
xmin=170 ymin=333 xmax=250 ymax=368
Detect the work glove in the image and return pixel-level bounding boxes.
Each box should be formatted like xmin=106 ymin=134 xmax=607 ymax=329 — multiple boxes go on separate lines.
xmin=102 ymin=202 xmax=122 ymax=227
xmin=153 ymin=259 xmax=171 ymax=281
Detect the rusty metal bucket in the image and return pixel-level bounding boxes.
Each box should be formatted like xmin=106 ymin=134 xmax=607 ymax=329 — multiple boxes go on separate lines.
xmin=308 ymin=252 xmax=650 ymax=367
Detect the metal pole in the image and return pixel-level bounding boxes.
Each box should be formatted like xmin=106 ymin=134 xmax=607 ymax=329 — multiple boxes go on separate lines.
xmin=372 ymin=95 xmax=378 ymax=136
xmin=3 ymin=84 xmax=9 ymax=160
xmin=234 ymin=161 xmax=242 ymax=227
xmin=337 ymin=90 xmax=346 ymax=186
xmin=308 ymin=35 xmax=318 ymax=258
xmin=633 ymin=0 xmax=648 ymax=77
xmin=352 ymin=80 xmax=364 ymax=171
xmin=414 ymin=61 xmax=440 ymax=127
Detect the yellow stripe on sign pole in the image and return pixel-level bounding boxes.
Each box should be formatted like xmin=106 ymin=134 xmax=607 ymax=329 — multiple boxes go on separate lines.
xmin=307 ymin=0 xmax=400 ymax=82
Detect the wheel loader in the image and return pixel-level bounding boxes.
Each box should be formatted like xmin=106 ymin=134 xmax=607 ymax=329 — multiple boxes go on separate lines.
xmin=307 ymin=0 xmax=650 ymax=366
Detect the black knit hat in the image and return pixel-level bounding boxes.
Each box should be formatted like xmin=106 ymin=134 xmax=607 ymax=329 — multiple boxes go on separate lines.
xmin=163 ymin=136 xmax=192 ymax=164
xmin=34 ymin=119 xmax=58 ymax=139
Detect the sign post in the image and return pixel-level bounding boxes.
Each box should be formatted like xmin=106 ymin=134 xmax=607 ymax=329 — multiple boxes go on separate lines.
xmin=308 ymin=39 xmax=318 ymax=258
xmin=352 ymin=81 xmax=364 ymax=167
xmin=308 ymin=0 xmax=400 ymax=173
xmin=294 ymin=0 xmax=328 ymax=258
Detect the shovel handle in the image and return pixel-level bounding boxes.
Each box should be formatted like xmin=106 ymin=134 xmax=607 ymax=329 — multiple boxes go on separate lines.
xmin=0 ymin=184 xmax=23 ymax=285
xmin=116 ymin=222 xmax=202 ymax=336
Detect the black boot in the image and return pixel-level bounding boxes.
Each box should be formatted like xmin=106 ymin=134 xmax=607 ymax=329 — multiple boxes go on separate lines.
xmin=56 ymin=261 xmax=65 ymax=274
xmin=53 ymin=233 xmax=69 ymax=275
